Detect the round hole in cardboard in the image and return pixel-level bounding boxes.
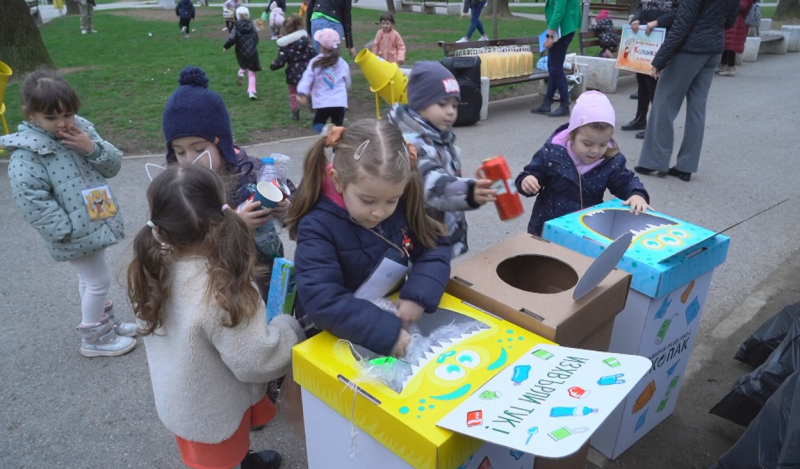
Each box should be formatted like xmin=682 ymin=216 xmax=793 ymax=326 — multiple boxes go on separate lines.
xmin=496 ymin=255 xmax=578 ymax=294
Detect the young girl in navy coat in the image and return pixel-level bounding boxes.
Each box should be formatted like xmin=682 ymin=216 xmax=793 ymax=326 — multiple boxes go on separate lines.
xmin=286 ymin=119 xmax=451 ymax=358
xmin=516 ymin=91 xmax=651 ymax=236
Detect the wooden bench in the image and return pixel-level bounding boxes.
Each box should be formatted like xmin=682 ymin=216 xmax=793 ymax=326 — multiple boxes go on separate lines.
xmin=439 ymin=37 xmax=550 ymax=87
xmin=578 ymin=27 xmax=622 ymax=56
xmin=581 ymin=2 xmax=631 ymax=32
xmin=398 ymin=0 xmax=460 ymax=15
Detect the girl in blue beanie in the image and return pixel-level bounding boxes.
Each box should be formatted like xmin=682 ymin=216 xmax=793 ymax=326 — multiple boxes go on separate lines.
xmin=161 ymin=67 xmax=295 ymax=305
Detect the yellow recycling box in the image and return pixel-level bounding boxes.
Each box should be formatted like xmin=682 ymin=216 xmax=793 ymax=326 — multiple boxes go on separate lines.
xmin=293 ymin=293 xmax=554 ymax=469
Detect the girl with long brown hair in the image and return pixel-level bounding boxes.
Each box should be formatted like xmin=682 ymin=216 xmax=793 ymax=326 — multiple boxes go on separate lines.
xmin=128 ymin=164 xmax=303 ymax=469
xmin=285 ymin=119 xmax=451 ymax=358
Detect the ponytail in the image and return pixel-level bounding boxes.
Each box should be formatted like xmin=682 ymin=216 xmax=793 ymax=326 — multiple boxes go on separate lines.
xmin=286 ymin=136 xmax=329 ymax=240
xmin=205 ymin=208 xmax=261 ymax=328
xmin=404 ymin=163 xmax=446 ymax=249
xmin=127 ymin=225 xmax=173 ymax=336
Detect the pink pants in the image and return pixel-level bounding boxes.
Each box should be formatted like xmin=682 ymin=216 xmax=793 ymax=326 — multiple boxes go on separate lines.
xmin=239 ymin=68 xmax=257 ymax=94
xmin=288 ymin=84 xmax=298 ymax=111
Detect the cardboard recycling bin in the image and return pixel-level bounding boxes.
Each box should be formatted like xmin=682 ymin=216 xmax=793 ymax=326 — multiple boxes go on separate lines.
xmin=446 ymin=232 xmax=632 ymax=351
xmin=293 ymin=293 xmax=651 ymax=469
xmin=542 ymin=200 xmax=730 ymax=458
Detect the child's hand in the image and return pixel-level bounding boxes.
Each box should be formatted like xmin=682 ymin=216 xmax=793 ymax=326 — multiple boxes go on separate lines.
xmin=521 ymin=175 xmax=541 ymax=195
xmin=473 ymin=179 xmax=497 ymax=205
xmin=395 ymin=299 xmax=424 ymax=327
xmin=270 ymin=198 xmax=290 ymax=221
xmin=297 ymin=95 xmax=308 ymax=105
xmin=349 ymin=47 xmax=357 ymax=57
xmin=238 ymin=200 xmax=273 ymax=229
xmin=59 ymin=125 xmax=96 ymax=154
xmin=460 ymin=12 xmax=466 ymax=19
xmin=391 ymin=328 xmax=411 ymax=358
xmin=623 ymin=194 xmax=651 ymax=214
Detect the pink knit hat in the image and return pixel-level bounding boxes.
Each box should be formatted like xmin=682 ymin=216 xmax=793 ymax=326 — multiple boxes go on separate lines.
xmin=596 ymin=9 xmax=610 ymax=21
xmin=568 ymin=91 xmax=616 ymax=134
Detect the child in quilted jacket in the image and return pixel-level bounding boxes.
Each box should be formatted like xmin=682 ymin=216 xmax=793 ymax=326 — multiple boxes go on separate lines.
xmin=515 ymin=91 xmax=651 ymax=236
xmin=270 ymin=14 xmax=316 ymax=121
xmin=388 ymin=61 xmax=496 ymax=257
xmin=371 ymin=12 xmax=406 ymax=64
xmin=1 ymin=70 xmax=136 ymax=358
xmin=224 ymin=6 xmax=262 ymax=100
xmin=590 ymin=10 xmax=620 ymax=58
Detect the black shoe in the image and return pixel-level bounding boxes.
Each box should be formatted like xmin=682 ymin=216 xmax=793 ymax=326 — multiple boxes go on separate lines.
xmin=291 ymin=110 xmax=300 ymax=121
xmin=548 ymin=104 xmax=570 ymax=118
xmin=531 ymin=99 xmax=553 ymax=114
xmin=635 ymin=130 xmax=645 ymax=139
xmin=621 ymin=114 xmax=647 ymax=131
xmin=668 ymin=166 xmax=692 ymax=182
xmin=630 ymin=92 xmax=638 ymax=100
xmin=634 ymin=166 xmax=668 ymax=178
xmin=242 ymin=450 xmax=282 ymax=469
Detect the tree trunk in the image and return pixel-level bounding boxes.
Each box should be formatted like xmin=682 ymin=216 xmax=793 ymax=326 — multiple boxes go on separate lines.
xmin=492 ymin=0 xmax=498 ymax=39
xmin=486 ymin=0 xmax=513 ymax=19
xmin=774 ymin=0 xmax=800 ymax=20
xmin=385 ymin=0 xmax=395 ymax=13
xmin=0 ymin=0 xmax=55 ymax=75
xmin=66 ymin=0 xmax=80 ymax=15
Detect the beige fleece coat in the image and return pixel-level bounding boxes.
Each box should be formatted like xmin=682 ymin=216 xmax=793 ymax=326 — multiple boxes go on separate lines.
xmin=142 ymin=257 xmax=304 ymax=443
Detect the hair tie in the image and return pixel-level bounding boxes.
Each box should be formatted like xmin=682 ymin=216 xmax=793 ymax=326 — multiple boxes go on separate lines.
xmin=406 ymin=143 xmax=418 ymax=166
xmin=146 ymin=220 xmax=169 ymax=247
xmin=222 ymin=204 xmax=230 ymax=212
xmin=324 ymin=126 xmax=346 ymax=148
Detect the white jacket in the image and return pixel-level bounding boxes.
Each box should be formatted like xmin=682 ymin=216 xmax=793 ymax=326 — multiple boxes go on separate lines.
xmin=142 ymin=257 xmax=304 ymax=443
xmin=270 ymin=7 xmax=285 ymax=27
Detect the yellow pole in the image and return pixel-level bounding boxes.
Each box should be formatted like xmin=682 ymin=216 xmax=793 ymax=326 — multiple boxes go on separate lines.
xmin=375 ymin=92 xmax=380 ymax=120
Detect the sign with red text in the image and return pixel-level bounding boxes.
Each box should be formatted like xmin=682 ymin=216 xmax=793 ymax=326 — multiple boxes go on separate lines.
xmin=616 ymin=25 xmax=666 ymax=74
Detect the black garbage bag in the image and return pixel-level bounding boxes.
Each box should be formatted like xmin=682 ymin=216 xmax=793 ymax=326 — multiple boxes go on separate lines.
xmin=708 ymin=369 xmax=800 ymax=469
xmin=735 ymin=300 xmax=800 ymax=367
xmin=709 ymin=308 xmax=800 ymax=426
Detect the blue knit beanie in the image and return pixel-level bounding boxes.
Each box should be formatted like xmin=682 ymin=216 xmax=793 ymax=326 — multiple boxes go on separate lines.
xmin=162 ymin=67 xmax=237 ymax=166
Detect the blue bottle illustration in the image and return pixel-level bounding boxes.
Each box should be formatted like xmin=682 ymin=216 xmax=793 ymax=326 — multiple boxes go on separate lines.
xmin=511 ymin=364 xmax=532 ymax=386
xmin=685 ymin=296 xmax=700 ymax=325
xmin=654 ymin=297 xmax=672 ymax=320
xmin=634 ymin=408 xmax=649 ymax=432
xmin=667 ymin=359 xmax=680 ymax=376
xmin=550 ymin=406 xmax=599 ymax=418
xmin=598 ymin=373 xmax=626 ymax=386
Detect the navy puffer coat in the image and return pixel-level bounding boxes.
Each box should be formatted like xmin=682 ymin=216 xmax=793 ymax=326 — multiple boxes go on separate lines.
xmin=652 ymin=0 xmax=740 ymax=70
xmin=515 ymin=125 xmax=649 ymax=236
xmin=224 ymin=20 xmax=262 ymax=72
xmin=294 ymin=195 xmax=451 ymax=355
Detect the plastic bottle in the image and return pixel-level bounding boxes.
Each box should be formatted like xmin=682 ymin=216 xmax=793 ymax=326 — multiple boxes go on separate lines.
xmin=253 ymin=154 xmax=290 ymax=257
xmin=549 ymin=406 xmax=599 ymax=418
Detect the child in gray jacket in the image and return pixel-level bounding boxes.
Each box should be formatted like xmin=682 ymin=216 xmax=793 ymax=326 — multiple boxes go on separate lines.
xmin=1 ymin=71 xmax=136 ymax=358
xmin=388 ymin=61 xmax=495 ymax=257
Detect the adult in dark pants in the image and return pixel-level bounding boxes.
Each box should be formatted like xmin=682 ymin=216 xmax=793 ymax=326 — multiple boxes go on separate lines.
xmin=306 ymin=0 xmax=356 ymax=57
xmin=719 ymin=0 xmax=755 ymax=76
xmin=634 ymin=0 xmax=739 ymax=182
xmin=622 ymin=0 xmax=678 ymax=139
xmin=457 ymin=0 xmax=489 ymax=43
xmin=531 ymin=0 xmax=582 ymax=118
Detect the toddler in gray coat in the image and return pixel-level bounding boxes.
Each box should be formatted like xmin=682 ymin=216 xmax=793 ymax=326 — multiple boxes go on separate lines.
xmin=1 ymin=71 xmax=136 ymax=358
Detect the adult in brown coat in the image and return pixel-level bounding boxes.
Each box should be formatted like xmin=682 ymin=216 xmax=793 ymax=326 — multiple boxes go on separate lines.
xmin=720 ymin=0 xmax=755 ymax=76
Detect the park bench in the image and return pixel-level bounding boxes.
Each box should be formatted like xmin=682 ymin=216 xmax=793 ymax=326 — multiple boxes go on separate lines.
xmin=574 ymin=26 xmax=627 ymax=93
xmin=578 ymin=26 xmax=622 ymax=56
xmin=397 ymin=0 xmax=460 ymax=15
xmin=581 ymin=2 xmax=631 ymax=32
xmin=438 ymin=36 xmax=549 ymax=87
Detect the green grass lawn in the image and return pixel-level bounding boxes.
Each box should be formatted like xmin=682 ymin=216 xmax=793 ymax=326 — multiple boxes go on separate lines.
xmin=761 ymin=5 xmax=776 ymax=18
xmin=3 ymin=7 xmax=544 ymax=155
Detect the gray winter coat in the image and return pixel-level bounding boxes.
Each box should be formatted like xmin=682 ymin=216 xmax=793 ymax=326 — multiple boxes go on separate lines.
xmin=1 ymin=117 xmax=125 ymax=262
xmin=388 ymin=104 xmax=479 ymax=257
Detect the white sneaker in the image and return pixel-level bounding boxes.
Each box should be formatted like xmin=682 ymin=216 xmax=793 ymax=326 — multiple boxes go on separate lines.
xmin=90 ymin=29 xmax=98 ymax=33
xmin=77 ymin=316 xmax=136 ymax=358
xmin=271 ymin=35 xmax=278 ymax=40
xmin=222 ymin=26 xmax=228 ymax=31
xmin=236 ymin=71 xmax=245 ymax=86
xmin=479 ymin=35 xmax=489 ymax=41
xmin=248 ymin=91 xmax=257 ymax=100
xmin=82 ymin=29 xmax=88 ymax=35
xmin=456 ymin=37 xmax=469 ymax=43
xmin=181 ymin=26 xmax=187 ymax=34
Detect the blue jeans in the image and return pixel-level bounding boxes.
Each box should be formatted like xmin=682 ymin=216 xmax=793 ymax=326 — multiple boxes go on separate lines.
xmin=311 ymin=17 xmax=345 ymax=53
xmin=545 ymin=31 xmax=575 ymax=105
xmin=466 ymin=0 xmax=487 ymax=39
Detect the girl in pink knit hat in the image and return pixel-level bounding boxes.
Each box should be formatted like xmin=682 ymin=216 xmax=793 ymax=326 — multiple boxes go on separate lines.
xmin=515 ymin=91 xmax=651 ymax=236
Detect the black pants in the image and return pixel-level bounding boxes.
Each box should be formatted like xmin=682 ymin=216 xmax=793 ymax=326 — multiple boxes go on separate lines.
xmin=226 ymin=20 xmax=235 ymax=32
xmin=313 ymin=107 xmax=346 ymax=129
xmin=721 ymin=50 xmax=736 ymax=67
xmin=635 ymin=72 xmax=658 ymax=116
xmin=179 ymin=17 xmax=191 ymax=31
